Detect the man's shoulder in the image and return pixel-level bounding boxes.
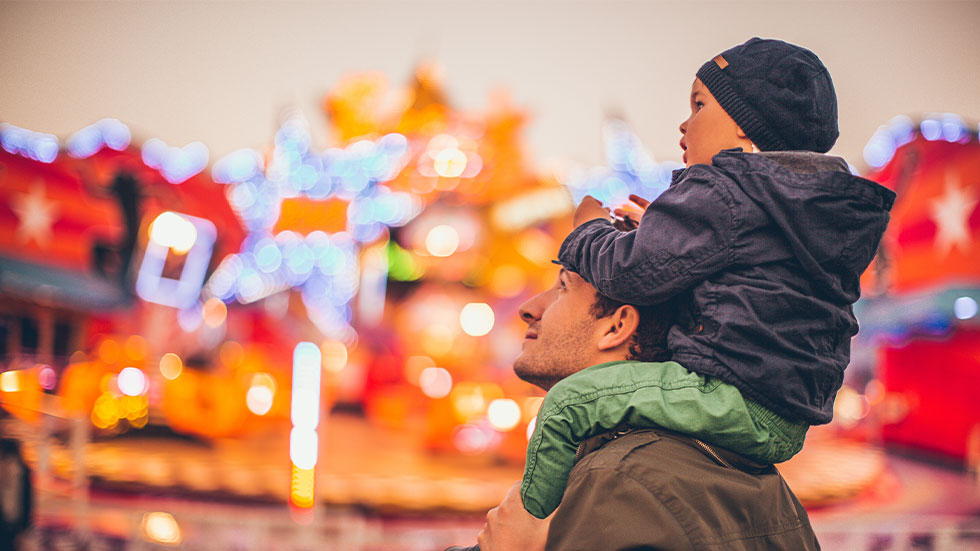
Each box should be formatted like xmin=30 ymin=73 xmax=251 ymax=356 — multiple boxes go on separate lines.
xmin=572 ymin=427 xmax=718 ymax=478
xmin=559 ymin=429 xmax=821 ymax=551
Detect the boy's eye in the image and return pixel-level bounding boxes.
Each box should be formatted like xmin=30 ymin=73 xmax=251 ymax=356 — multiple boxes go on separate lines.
xmin=695 ymin=101 xmax=704 ymax=111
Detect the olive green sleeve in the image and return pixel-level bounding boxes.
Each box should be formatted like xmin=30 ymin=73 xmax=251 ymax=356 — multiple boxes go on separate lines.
xmin=546 ymin=466 xmax=690 ymax=551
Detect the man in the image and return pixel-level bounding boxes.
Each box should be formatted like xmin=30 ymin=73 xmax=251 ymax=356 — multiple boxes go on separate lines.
xmin=467 ymin=267 xmax=819 ymax=551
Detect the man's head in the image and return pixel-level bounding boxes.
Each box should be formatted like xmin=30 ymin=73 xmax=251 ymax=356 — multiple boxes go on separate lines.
xmin=513 ymin=268 xmax=672 ymax=390
xmin=680 ymin=37 xmax=838 ymax=167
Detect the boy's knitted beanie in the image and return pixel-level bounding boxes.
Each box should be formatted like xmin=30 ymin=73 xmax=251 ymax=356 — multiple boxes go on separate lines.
xmin=696 ymin=38 xmax=838 ymax=153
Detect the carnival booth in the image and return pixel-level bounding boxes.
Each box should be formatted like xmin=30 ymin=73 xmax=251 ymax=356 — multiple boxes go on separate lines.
xmin=855 ymin=114 xmax=980 ymax=464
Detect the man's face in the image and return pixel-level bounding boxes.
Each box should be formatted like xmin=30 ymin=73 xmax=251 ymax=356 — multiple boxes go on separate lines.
xmin=679 ymin=78 xmax=747 ymax=167
xmin=513 ymin=269 xmax=601 ymax=391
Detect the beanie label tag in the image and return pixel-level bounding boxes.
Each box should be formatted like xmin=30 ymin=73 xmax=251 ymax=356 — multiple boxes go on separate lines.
xmin=713 ymin=55 xmax=729 ymax=69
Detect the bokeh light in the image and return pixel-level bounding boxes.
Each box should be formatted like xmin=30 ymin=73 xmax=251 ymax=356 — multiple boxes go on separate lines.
xmin=159 ymin=353 xmax=183 ymax=380
xmin=424 ymin=224 xmax=460 ymax=257
xmin=954 ymin=296 xmax=978 ymax=320
xmin=290 ymin=465 xmax=315 ymax=509
xmin=433 ymin=147 xmax=468 ymax=178
xmin=419 ymin=367 xmax=452 ymax=399
xmin=98 ymin=338 xmax=121 ymax=364
xmin=124 ymin=335 xmax=147 ymax=361
xmin=38 ymin=365 xmax=56 ymax=390
xmin=320 ymin=340 xmax=348 ymax=373
xmin=487 ymin=398 xmax=521 ymax=431
xmin=403 ymin=355 xmax=434 ymax=386
xmin=246 ymin=373 xmax=277 ymax=416
xmin=489 ymin=265 xmax=526 ymax=297
xmin=202 ymin=297 xmax=228 ymax=328
xmin=459 ymin=302 xmax=495 ymax=337
xmin=149 ymin=211 xmax=198 ymax=254
xmin=141 ymin=512 xmax=181 ymax=545
xmin=118 ymin=367 xmax=148 ymax=397
xmin=1 ymin=370 xmax=21 ymax=393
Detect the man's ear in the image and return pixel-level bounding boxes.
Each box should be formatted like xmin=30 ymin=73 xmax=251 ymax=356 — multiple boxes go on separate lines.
xmin=596 ymin=305 xmax=640 ymax=352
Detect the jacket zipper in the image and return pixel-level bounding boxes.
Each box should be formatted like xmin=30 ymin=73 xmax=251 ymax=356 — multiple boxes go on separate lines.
xmin=692 ymin=437 xmax=734 ymax=469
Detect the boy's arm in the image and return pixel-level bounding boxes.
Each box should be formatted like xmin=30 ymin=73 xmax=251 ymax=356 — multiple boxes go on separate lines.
xmin=557 ymin=175 xmax=735 ymax=305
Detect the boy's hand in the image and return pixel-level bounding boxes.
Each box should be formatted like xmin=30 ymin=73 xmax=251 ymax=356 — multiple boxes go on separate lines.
xmin=611 ymin=194 xmax=650 ymax=231
xmin=477 ymin=482 xmax=552 ymax=551
xmin=573 ymin=195 xmax=610 ymax=227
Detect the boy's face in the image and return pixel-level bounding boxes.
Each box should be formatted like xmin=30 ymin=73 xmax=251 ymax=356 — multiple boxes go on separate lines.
xmin=679 ymin=78 xmax=753 ymax=167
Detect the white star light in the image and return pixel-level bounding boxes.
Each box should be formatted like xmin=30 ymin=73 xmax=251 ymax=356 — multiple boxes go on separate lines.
xmin=9 ymin=182 xmax=59 ymax=248
xmin=929 ymin=167 xmax=979 ymax=255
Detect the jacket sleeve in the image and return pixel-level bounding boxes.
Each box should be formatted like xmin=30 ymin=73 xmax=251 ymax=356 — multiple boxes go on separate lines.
xmin=545 ymin=467 xmax=689 ymax=551
xmin=557 ymin=174 xmax=736 ymax=305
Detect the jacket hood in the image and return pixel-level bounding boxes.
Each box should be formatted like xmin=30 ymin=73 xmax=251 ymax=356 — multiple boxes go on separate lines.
xmin=691 ymin=150 xmax=895 ymax=303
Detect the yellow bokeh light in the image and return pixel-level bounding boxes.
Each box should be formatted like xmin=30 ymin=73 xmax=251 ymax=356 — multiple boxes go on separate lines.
xmin=421 ymin=324 xmax=455 ymax=357
xmin=0 ymin=370 xmax=20 ymax=393
xmin=433 ymin=148 xmax=468 ymax=178
xmin=159 ymin=353 xmax=183 ymax=380
xmin=219 ymin=341 xmax=244 ymax=369
xmin=403 ymin=355 xmax=435 ymax=386
xmin=320 ymin=341 xmax=348 ymax=373
xmin=141 ymin=512 xmax=181 ymax=545
xmin=515 ymin=229 xmax=554 ymax=265
xmin=290 ymin=465 xmax=315 ymax=508
xmin=450 ymin=382 xmax=503 ymax=422
xmin=424 ymin=224 xmax=460 ymax=257
xmin=489 ymin=264 xmax=526 ymax=297
xmin=419 ymin=367 xmax=452 ymax=399
xmin=487 ymin=398 xmax=522 ymax=432
xmin=149 ymin=212 xmax=197 ymax=255
xmin=124 ymin=335 xmax=147 ymax=361
xmin=203 ymin=298 xmax=228 ymax=328
xmin=459 ymin=302 xmax=495 ymax=337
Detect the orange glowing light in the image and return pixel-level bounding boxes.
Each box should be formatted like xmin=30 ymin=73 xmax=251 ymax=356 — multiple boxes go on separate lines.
xmin=203 ymin=298 xmax=228 ymax=328
xmin=98 ymin=338 xmax=121 ymax=364
xmin=124 ymin=335 xmax=147 ymax=361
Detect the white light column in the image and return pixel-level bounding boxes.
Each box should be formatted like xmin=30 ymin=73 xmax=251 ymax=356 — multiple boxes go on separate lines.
xmin=290 ymin=342 xmax=321 ymax=510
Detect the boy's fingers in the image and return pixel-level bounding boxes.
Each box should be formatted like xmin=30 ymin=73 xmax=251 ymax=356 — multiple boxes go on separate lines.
xmin=629 ymin=194 xmax=651 ymax=209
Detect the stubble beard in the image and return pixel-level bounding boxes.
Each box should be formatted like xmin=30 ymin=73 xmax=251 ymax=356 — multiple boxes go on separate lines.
xmin=512 ymin=319 xmax=594 ymax=391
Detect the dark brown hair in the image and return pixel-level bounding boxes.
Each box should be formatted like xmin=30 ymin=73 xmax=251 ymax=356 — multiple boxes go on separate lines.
xmin=589 ymin=293 xmax=673 ymax=362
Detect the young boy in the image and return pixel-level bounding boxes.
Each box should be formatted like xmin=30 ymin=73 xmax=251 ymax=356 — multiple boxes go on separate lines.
xmin=518 ymin=37 xmax=896 ymax=518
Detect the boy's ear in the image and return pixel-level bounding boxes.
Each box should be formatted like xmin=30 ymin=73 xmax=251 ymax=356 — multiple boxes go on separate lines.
xmin=735 ymin=125 xmax=749 ymax=140
xmin=596 ymin=305 xmax=641 ymax=352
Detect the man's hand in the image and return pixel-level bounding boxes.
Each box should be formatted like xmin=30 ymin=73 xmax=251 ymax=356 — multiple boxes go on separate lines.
xmin=477 ymin=482 xmax=552 ymax=551
xmin=573 ymin=195 xmax=610 ymax=227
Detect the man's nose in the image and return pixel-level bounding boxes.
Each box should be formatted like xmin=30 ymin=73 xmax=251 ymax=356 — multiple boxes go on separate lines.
xmin=518 ymin=298 xmax=539 ymax=324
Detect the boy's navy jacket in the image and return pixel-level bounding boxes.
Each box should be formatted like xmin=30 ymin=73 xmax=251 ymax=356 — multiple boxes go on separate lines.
xmin=557 ymin=149 xmax=896 ymax=424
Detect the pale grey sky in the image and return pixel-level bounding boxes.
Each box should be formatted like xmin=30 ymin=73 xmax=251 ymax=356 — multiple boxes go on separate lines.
xmin=2 ymin=1 xmax=978 ymax=173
